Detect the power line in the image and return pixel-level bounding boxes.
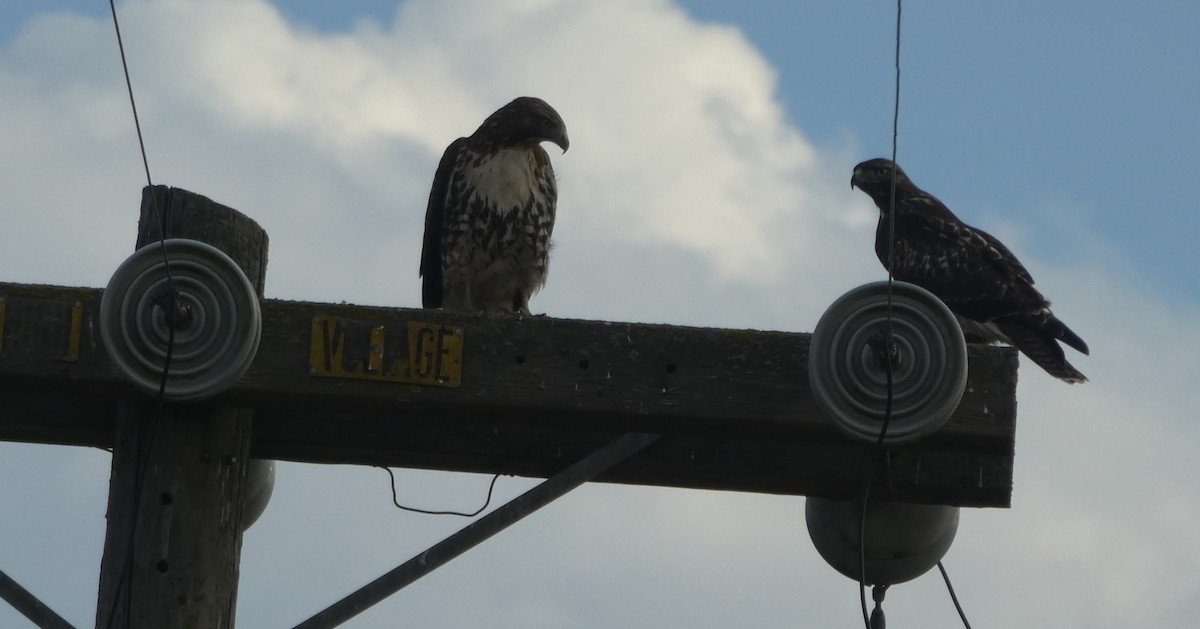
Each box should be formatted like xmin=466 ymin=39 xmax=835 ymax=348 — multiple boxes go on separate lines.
xmin=105 ymin=2 xmax=177 ymax=627
xmin=857 ymin=3 xmax=975 ymax=627
xmin=858 ymin=1 xmax=902 ymax=627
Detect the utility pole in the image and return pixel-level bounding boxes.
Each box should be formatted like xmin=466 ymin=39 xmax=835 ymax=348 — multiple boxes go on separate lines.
xmin=93 ymin=187 xmax=267 ymax=628
xmin=0 ymin=187 xmax=1018 ymax=628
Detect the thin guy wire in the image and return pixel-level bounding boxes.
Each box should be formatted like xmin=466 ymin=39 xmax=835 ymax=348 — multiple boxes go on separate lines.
xmin=938 ymin=561 xmax=974 ymax=629
xmin=381 ymin=468 xmax=502 ymax=517
xmin=109 ymin=0 xmax=170 ymax=259
xmin=859 ymin=1 xmax=902 ymax=627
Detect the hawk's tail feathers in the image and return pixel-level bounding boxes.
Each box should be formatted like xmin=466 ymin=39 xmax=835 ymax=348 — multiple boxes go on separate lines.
xmin=993 ymin=315 xmax=1088 ymax=384
xmin=954 ymin=315 xmax=1008 ymax=346
xmin=1057 ymin=321 xmax=1089 ymax=355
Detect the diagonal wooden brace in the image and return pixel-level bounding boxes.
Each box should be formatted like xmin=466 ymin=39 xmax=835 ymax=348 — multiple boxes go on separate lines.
xmin=293 ymin=432 xmax=662 ymax=629
xmin=0 ymin=567 xmax=76 ymax=629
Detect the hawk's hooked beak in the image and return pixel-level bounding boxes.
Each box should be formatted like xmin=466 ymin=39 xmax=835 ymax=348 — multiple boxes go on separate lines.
xmin=553 ymin=131 xmax=570 ymax=154
xmin=851 ymin=167 xmax=863 ymax=190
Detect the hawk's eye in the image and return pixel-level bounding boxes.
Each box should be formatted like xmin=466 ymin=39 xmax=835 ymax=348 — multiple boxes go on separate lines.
xmin=875 ymin=167 xmax=890 ymax=177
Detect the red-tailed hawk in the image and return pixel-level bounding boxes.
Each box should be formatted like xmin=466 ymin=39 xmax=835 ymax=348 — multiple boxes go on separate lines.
xmin=420 ymin=97 xmax=568 ymax=313
xmin=851 ymin=158 xmax=1089 ymax=383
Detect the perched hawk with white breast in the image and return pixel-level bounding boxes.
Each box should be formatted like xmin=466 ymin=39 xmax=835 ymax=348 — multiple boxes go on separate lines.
xmin=420 ymin=97 xmax=568 ymax=313
xmin=851 ymin=158 xmax=1089 ymax=383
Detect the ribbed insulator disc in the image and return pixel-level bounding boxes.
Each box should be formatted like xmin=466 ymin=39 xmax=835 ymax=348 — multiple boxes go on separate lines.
xmin=100 ymin=239 xmax=262 ymax=401
xmin=809 ymin=281 xmax=967 ymax=446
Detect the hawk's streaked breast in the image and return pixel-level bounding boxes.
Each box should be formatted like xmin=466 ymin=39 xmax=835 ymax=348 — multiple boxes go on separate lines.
xmin=419 ymin=97 xmax=567 ymax=314
xmin=462 ymin=147 xmax=543 ymax=213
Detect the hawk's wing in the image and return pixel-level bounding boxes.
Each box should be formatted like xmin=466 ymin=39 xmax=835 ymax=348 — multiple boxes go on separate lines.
xmin=889 ymin=200 xmax=1043 ymax=321
xmin=420 ymin=137 xmax=468 ymax=309
xmin=857 ymin=159 xmax=1088 ymax=383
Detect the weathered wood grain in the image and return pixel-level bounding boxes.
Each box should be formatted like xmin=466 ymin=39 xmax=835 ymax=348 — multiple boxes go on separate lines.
xmin=95 ymin=186 xmax=264 ymax=629
xmin=0 ymin=284 xmax=1017 ymax=507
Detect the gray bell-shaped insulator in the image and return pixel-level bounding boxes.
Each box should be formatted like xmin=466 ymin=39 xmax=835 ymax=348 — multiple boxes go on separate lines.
xmin=242 ymin=458 xmax=276 ymax=531
xmin=100 ymin=238 xmax=262 ymax=401
xmin=809 ymin=281 xmax=967 ymax=446
xmin=806 ymin=495 xmax=959 ymax=586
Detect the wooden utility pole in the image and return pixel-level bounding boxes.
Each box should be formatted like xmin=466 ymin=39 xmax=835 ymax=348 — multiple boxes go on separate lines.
xmin=93 ymin=187 xmax=267 ymax=628
xmin=0 ymin=186 xmax=1019 ymax=628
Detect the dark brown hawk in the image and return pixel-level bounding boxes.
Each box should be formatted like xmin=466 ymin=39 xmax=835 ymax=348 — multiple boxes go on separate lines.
xmin=851 ymin=158 xmax=1089 ymax=383
xmin=420 ymin=96 xmax=568 ymax=313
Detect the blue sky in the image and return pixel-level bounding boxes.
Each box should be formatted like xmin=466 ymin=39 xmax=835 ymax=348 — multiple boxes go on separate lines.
xmin=6 ymin=1 xmax=1196 ymax=301
xmin=281 ymin=1 xmax=1200 ymax=303
xmin=8 ymin=1 xmax=1197 ymax=304
xmin=0 ymin=2 xmax=1197 ymax=628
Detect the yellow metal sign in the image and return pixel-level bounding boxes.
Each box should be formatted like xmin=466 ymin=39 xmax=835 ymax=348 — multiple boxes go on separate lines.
xmin=309 ymin=315 xmax=463 ymax=387
xmin=57 ymin=300 xmax=82 ymax=362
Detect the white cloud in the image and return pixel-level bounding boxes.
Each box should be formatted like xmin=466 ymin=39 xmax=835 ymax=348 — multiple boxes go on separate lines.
xmin=1 ymin=2 xmax=1198 ymax=629
xmin=0 ymin=0 xmax=873 ymax=305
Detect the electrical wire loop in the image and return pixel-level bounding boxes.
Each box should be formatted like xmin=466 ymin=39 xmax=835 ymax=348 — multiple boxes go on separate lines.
xmin=382 ymin=467 xmax=502 ymax=518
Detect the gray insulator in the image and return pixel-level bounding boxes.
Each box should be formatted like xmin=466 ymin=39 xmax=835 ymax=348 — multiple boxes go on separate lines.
xmin=809 ymin=281 xmax=967 ymax=446
xmin=242 ymin=459 xmax=276 ymax=531
xmin=806 ymin=495 xmax=959 ymax=586
xmin=100 ymin=239 xmax=262 ymax=401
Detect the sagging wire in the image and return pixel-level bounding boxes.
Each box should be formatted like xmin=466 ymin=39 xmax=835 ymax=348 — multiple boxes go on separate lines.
xmin=105 ymin=1 xmax=177 ymax=628
xmin=380 ymin=467 xmax=502 ymax=518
